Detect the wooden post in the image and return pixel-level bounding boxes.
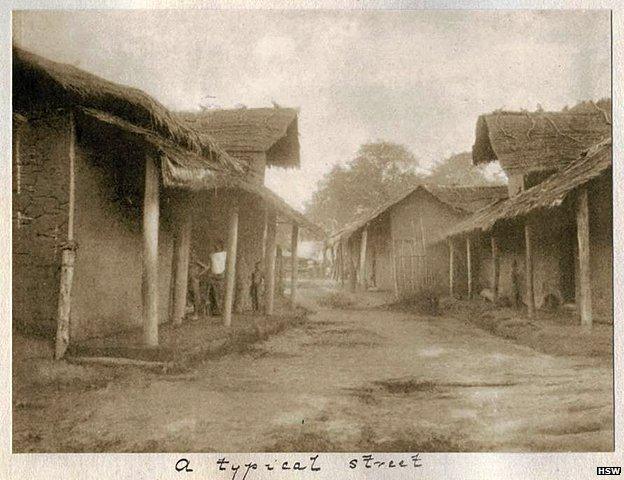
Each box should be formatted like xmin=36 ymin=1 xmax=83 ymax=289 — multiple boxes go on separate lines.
xmin=265 ymin=209 xmax=277 ymax=315
xmin=338 ymin=239 xmax=347 ymax=287
xmin=261 ymin=205 xmax=269 ymax=261
xmin=290 ymin=224 xmax=299 ymax=305
xmin=491 ymin=234 xmax=500 ymax=304
xmin=448 ymin=239 xmax=455 ymax=298
xmin=276 ymin=245 xmax=284 ymax=296
xmin=142 ymin=153 xmax=160 ymax=347
xmin=576 ymin=187 xmax=592 ymax=329
xmin=390 ymin=234 xmax=399 ymax=300
xmin=358 ymin=226 xmax=368 ymax=290
xmin=170 ymin=195 xmax=192 ymax=326
xmin=223 ymin=204 xmax=239 ymax=327
xmin=466 ymin=236 xmax=472 ymax=299
xmin=54 ymin=111 xmax=77 ymax=360
xmin=403 ymin=241 xmax=409 ymax=294
xmin=524 ymin=220 xmax=535 ymax=319
xmin=321 ymin=243 xmax=327 ymax=278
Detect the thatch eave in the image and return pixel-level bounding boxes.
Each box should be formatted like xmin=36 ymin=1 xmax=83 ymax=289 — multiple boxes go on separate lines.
xmin=471 ymin=103 xmax=611 ymax=175
xmin=13 ymin=45 xmax=243 ymax=174
xmin=178 ymin=107 xmax=301 ymax=168
xmin=435 ymin=138 xmax=612 ymax=243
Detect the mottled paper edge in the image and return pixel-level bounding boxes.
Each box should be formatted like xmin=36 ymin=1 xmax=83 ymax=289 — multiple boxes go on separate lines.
xmin=0 ymin=1 xmax=621 ymax=479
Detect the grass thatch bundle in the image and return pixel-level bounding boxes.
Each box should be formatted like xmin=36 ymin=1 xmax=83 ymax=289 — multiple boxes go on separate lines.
xmin=473 ymin=99 xmax=611 ymax=175
xmin=13 ymin=46 xmax=242 ymax=174
xmin=435 ymin=138 xmax=612 ymax=241
xmin=179 ymin=107 xmax=300 ymax=168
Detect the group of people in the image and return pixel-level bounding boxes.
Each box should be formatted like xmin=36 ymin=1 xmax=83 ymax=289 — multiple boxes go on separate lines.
xmin=187 ymin=243 xmax=266 ymax=319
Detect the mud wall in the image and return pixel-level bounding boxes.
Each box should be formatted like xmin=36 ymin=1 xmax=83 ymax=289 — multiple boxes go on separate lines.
xmin=365 ymin=214 xmax=394 ymax=291
xmin=70 ymin=144 xmax=175 ymax=339
xmin=12 ymin=113 xmax=70 ymax=336
xmin=390 ymin=189 xmax=467 ymax=296
xmin=476 ymin=174 xmax=612 ymax=325
xmin=588 ymin=172 xmax=612 ymax=323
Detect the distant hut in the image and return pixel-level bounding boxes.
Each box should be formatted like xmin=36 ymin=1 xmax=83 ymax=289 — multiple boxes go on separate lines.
xmin=436 ymin=102 xmax=612 ymax=327
xmin=329 ymin=184 xmax=508 ymax=298
xmin=12 ymin=46 xmax=242 ymax=357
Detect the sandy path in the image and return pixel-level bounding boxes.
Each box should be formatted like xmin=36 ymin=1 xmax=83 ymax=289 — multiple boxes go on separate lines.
xmin=14 ymin=282 xmax=612 ymax=452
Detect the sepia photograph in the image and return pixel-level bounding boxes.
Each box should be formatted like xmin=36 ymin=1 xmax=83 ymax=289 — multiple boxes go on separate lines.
xmin=8 ymin=6 xmax=615 ymax=461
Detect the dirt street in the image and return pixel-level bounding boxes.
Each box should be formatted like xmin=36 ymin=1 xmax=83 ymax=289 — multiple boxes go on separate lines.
xmin=13 ymin=281 xmax=613 ymax=452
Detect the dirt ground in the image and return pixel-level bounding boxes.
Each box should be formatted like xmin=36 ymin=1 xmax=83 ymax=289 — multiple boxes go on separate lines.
xmin=13 ymin=280 xmax=613 ymax=452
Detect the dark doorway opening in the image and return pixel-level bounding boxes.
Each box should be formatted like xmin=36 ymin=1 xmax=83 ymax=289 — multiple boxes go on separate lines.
xmin=559 ymin=223 xmax=577 ymax=303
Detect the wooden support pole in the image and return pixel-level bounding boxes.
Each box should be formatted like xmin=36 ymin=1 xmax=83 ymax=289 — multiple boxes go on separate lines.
xmin=321 ymin=242 xmax=328 ymax=278
xmin=264 ymin=209 xmax=277 ymax=315
xmin=491 ymin=235 xmax=500 ymax=304
xmin=524 ymin=220 xmax=535 ymax=319
xmin=290 ymin=224 xmax=299 ymax=305
xmin=276 ymin=245 xmax=284 ymax=296
xmin=142 ymin=153 xmax=160 ymax=347
xmin=466 ymin=236 xmax=473 ymax=299
xmin=261 ymin=205 xmax=269 ymax=261
xmin=448 ymin=239 xmax=455 ymax=298
xmin=391 ymin=235 xmax=399 ymax=300
xmin=223 ymin=204 xmax=239 ymax=327
xmin=358 ymin=227 xmax=368 ymax=290
xmin=55 ymin=111 xmax=77 ymax=360
xmin=576 ymin=187 xmax=592 ymax=329
xmin=170 ymin=195 xmax=192 ymax=326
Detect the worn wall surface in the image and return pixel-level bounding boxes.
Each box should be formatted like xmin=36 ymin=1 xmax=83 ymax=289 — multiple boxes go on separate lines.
xmin=70 ymin=143 xmax=175 ymax=340
xmin=12 ymin=113 xmax=70 ymax=336
xmin=365 ymin=214 xmax=393 ymax=291
xmin=391 ymin=189 xmax=467 ymax=296
xmin=474 ymin=173 xmax=612 ymax=325
xmin=588 ymin=172 xmax=612 ymax=322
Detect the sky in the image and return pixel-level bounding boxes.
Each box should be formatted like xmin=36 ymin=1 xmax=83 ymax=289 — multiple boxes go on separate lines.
xmin=14 ymin=9 xmax=611 ymax=210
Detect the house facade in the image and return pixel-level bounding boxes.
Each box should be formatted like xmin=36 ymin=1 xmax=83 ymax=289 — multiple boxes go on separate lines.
xmin=13 ymin=47 xmax=319 ymax=359
xmin=330 ymin=184 xmax=508 ymax=298
xmin=436 ymin=102 xmax=612 ymax=326
xmin=12 ymin=47 xmax=241 ymax=353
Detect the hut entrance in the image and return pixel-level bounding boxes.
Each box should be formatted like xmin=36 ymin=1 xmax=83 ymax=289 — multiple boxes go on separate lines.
xmin=393 ymin=238 xmax=426 ymax=297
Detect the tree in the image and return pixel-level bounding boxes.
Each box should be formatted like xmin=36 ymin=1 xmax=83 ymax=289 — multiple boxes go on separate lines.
xmin=427 ymin=152 xmax=507 ymax=186
xmin=304 ymin=142 xmax=424 ymax=233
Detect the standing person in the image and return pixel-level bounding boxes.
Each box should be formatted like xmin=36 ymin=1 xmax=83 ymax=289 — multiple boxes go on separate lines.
xmin=206 ymin=241 xmax=226 ymax=315
xmin=250 ymin=261 xmax=265 ymax=312
xmin=188 ymin=251 xmax=209 ymax=319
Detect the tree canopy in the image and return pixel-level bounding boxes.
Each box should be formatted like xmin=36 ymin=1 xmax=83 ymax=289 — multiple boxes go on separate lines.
xmin=304 ymin=142 xmax=424 ymax=233
xmin=427 ymin=152 xmax=507 ymax=186
xmin=305 ymin=142 xmax=507 ymax=234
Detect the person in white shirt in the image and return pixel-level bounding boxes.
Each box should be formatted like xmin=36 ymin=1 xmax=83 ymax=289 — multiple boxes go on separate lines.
xmin=188 ymin=251 xmax=209 ymax=319
xmin=206 ymin=241 xmax=226 ymax=315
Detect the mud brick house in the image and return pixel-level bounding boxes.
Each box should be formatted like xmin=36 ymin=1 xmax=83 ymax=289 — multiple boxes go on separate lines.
xmin=435 ymin=101 xmax=612 ymax=327
xmin=13 ymin=46 xmax=319 ymax=359
xmin=12 ymin=46 xmax=247 ymax=357
xmin=178 ymin=108 xmax=319 ymax=312
xmin=328 ymin=184 xmax=508 ymax=298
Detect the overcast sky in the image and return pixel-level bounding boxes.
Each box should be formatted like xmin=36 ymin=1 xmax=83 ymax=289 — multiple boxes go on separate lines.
xmin=14 ymin=9 xmax=610 ymax=210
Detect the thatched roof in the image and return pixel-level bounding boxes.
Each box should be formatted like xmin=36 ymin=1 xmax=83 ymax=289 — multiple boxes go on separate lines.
xmin=329 ymin=184 xmax=509 ymax=244
xmin=178 ymin=107 xmax=300 ymax=168
xmin=436 ymin=138 xmax=612 ymax=242
xmin=13 ymin=46 xmax=242 ymax=174
xmin=473 ymin=100 xmax=611 ymax=175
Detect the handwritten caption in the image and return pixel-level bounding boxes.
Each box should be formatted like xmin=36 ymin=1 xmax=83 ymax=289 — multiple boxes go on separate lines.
xmin=176 ymin=454 xmax=422 ymax=479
